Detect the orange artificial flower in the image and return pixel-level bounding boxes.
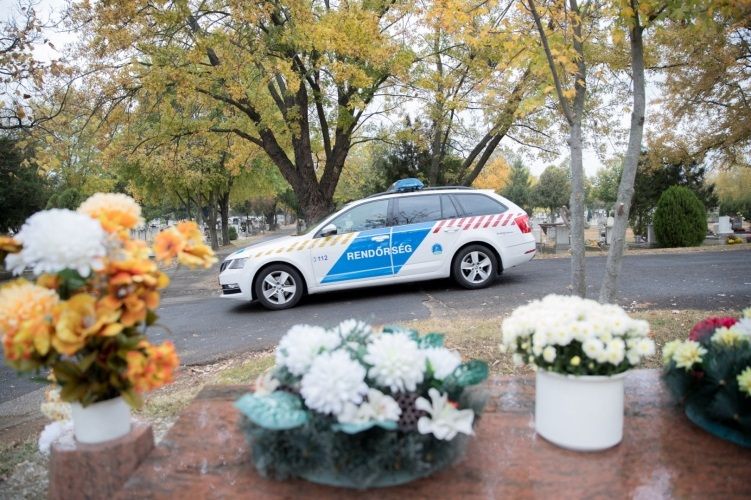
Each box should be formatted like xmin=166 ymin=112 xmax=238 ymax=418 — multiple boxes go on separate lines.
xmin=101 ymin=240 xmax=169 ymax=327
xmin=126 ymin=340 xmax=179 ymax=392
xmin=0 ymin=235 xmax=21 ymax=254
xmin=153 ymin=228 xmax=186 ymax=262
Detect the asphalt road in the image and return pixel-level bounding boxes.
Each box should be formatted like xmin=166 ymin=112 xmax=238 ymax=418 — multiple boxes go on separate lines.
xmin=1 ymin=249 xmax=749 ymax=404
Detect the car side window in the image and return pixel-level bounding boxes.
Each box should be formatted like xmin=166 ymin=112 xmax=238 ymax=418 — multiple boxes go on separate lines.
xmin=325 ymin=199 xmax=390 ymax=235
xmin=441 ymin=195 xmax=458 ymax=219
xmin=454 ymin=194 xmax=507 ymax=216
xmin=395 ymin=195 xmax=442 ymax=225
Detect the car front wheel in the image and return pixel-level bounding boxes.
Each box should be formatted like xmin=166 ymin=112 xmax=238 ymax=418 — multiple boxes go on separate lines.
xmin=452 ymin=245 xmax=498 ymax=289
xmin=254 ymin=264 xmax=304 ymax=310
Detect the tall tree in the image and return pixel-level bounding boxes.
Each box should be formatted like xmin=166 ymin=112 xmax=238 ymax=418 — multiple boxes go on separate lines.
xmin=1 ymin=1 xmax=70 ymax=130
xmin=527 ymin=0 xmax=595 ymax=297
xmin=649 ymin=2 xmax=751 ymax=169
xmin=533 ymin=165 xmax=571 ymax=221
xmin=500 ymin=158 xmax=534 ymax=215
xmin=75 ymin=0 xmax=414 ymax=224
xmin=0 ymin=136 xmax=49 ymax=232
xmin=413 ymin=0 xmax=545 ymax=187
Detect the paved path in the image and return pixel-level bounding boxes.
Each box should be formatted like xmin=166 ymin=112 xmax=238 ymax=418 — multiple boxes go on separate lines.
xmin=2 ymin=249 xmax=749 ymax=407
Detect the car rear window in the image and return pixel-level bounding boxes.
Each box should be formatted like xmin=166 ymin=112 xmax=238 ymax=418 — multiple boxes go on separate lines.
xmin=454 ymin=193 xmax=507 ymax=216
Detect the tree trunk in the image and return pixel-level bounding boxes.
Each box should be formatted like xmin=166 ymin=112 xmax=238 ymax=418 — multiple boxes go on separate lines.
xmin=207 ymin=190 xmax=219 ymax=250
xmin=219 ymin=189 xmax=230 ymax=246
xmin=568 ymin=121 xmax=587 ymax=298
xmin=599 ymin=21 xmax=646 ymax=304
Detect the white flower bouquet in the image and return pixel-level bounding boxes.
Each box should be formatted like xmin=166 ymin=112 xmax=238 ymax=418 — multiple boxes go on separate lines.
xmin=501 ymin=295 xmax=655 ymax=376
xmin=235 ymin=320 xmax=488 ymax=488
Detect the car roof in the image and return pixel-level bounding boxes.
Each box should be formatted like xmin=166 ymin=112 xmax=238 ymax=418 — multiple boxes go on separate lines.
xmin=364 ymin=185 xmax=477 ymax=200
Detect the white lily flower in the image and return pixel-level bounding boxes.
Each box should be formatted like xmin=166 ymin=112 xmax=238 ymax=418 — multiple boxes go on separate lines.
xmin=415 ymin=388 xmax=474 ymax=441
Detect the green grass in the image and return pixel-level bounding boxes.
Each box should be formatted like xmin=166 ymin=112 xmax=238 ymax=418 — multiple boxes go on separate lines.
xmin=0 ymin=438 xmax=37 ymax=481
xmin=216 ymin=355 xmax=275 ymax=384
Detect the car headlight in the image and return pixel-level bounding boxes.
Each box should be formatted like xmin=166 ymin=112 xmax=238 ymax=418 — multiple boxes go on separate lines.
xmin=228 ymin=257 xmax=248 ymax=269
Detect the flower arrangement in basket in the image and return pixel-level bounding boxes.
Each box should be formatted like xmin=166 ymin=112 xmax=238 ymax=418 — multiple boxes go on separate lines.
xmin=0 ymin=193 xmax=216 ymax=443
xmin=662 ymin=308 xmax=751 ymax=447
xmin=501 ymin=294 xmax=655 ymax=451
xmin=234 ymin=320 xmax=488 ymax=489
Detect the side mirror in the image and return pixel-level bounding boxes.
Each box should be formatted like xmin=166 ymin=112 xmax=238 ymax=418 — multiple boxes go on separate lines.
xmin=319 ymin=224 xmax=337 ymax=237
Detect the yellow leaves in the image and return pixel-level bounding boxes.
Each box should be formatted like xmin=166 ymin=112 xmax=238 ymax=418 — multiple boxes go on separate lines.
xmin=473 ymin=157 xmax=510 ymax=191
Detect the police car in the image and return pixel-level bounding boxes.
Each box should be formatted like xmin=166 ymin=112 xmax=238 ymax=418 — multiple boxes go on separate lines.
xmin=219 ymin=179 xmax=536 ymax=310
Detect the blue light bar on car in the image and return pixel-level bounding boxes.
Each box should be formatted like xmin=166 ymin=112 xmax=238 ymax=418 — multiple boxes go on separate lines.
xmin=387 ymin=178 xmax=424 ymax=193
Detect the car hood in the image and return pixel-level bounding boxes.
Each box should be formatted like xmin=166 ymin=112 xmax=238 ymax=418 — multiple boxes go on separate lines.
xmin=224 ymin=235 xmax=301 ymax=260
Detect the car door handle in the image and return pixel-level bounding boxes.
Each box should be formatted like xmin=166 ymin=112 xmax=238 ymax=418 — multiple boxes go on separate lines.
xmin=444 ymin=228 xmax=460 ymax=233
xmin=371 ymin=235 xmax=389 ymax=242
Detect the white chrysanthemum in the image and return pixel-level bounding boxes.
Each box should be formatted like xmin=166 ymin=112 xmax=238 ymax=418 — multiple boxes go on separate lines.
xmin=424 ymin=347 xmax=462 ymax=380
xmin=300 ymin=350 xmax=368 ymax=415
xmin=5 ymin=209 xmax=107 ymax=277
xmin=542 ymin=346 xmax=557 ymax=363
xmin=334 ymin=319 xmax=372 ymax=338
xmin=364 ymin=333 xmax=425 ymax=392
xmin=735 ymin=318 xmax=751 ymax=336
xmin=582 ymin=338 xmax=604 ymax=360
xmin=276 ymin=324 xmax=340 ymax=376
xmin=604 ymin=338 xmax=626 ymax=365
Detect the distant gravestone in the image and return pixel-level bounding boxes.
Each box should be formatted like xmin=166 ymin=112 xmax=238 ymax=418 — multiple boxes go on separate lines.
xmin=718 ymin=216 xmax=732 ymax=235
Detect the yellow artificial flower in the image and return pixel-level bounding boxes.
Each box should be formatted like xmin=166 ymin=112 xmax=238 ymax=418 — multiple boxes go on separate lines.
xmin=153 ymin=222 xmax=216 ymax=269
xmin=672 ymin=341 xmax=707 ymax=371
xmin=662 ymin=339 xmax=682 ymax=365
xmin=78 ymin=193 xmax=144 ymax=239
xmin=126 ymin=340 xmax=179 ymax=392
xmin=570 ymin=355 xmax=581 ymax=367
xmin=738 ymin=367 xmax=751 ymax=396
xmin=0 ymin=280 xmax=59 ymax=363
xmin=711 ymin=327 xmax=745 ymax=347
xmin=52 ymin=294 xmax=123 ymax=355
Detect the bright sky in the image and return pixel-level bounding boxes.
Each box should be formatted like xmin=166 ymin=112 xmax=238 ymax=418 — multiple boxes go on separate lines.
xmin=3 ymin=0 xmax=664 ymax=180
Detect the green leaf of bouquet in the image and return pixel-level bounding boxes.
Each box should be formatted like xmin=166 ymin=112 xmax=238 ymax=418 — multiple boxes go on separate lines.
xmin=78 ymin=352 xmax=97 ymax=373
xmin=446 ymin=360 xmax=489 ymax=387
xmin=235 ymin=391 xmax=309 ymax=430
xmin=418 ymin=333 xmax=445 ymax=348
xmin=382 ymin=325 xmax=419 ymax=341
xmin=58 ymin=269 xmax=87 ymax=292
xmin=145 ymin=309 xmax=158 ymax=326
xmin=332 ymin=420 xmax=398 ymax=434
xmin=52 ymin=360 xmax=81 ymax=382
xmin=121 ymin=389 xmax=143 ymax=409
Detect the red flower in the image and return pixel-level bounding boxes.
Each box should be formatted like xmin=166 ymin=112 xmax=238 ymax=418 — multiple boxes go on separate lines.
xmin=688 ymin=317 xmax=738 ymax=342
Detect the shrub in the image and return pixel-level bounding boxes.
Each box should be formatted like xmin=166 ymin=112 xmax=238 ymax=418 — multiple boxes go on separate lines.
xmin=229 ymin=226 xmax=238 ymax=241
xmin=653 ymin=186 xmax=707 ymax=247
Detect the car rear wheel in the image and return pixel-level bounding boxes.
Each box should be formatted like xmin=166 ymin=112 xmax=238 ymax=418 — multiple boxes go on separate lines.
xmin=452 ymin=245 xmax=498 ymax=290
xmin=254 ymin=264 xmax=304 ymax=310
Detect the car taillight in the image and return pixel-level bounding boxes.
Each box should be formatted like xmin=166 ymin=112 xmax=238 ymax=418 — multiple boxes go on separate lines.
xmin=515 ymin=214 xmax=532 ymax=234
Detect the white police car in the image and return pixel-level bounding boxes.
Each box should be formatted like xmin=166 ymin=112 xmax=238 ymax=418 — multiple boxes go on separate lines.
xmin=219 ymin=179 xmax=536 ymax=310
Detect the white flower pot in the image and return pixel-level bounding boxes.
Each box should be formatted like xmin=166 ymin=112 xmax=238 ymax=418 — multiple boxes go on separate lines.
xmin=70 ymin=397 xmax=131 ymax=444
xmin=535 ymin=370 xmax=626 ymax=451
